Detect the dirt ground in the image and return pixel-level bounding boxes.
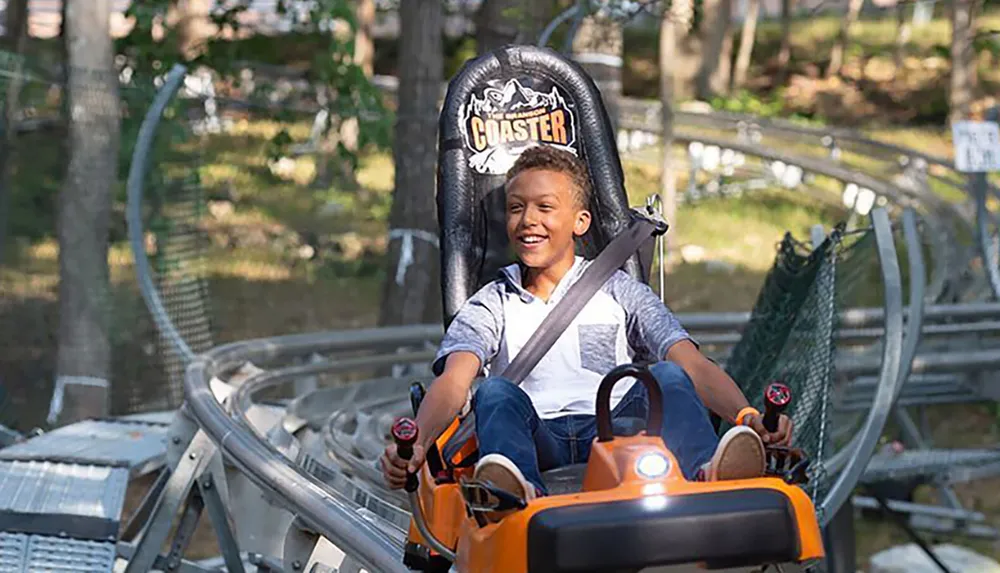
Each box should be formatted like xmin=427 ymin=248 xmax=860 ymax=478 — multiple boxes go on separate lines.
xmin=119 ymin=471 xmax=223 ymax=562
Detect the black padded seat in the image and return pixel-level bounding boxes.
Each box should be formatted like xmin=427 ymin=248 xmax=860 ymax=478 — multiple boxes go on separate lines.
xmin=434 ymin=44 xmax=659 ymax=472
xmin=542 ymin=464 xmax=588 ymax=496
xmin=436 ymin=44 xmax=654 ymax=329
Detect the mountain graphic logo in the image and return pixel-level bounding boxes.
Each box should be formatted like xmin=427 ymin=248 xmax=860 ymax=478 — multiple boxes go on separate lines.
xmin=460 ymin=78 xmax=578 ymax=175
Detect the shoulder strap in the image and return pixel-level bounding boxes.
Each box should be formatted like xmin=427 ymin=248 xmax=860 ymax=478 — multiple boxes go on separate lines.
xmin=501 ymin=207 xmax=668 ymax=385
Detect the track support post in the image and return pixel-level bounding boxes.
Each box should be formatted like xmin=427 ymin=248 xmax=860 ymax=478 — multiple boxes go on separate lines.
xmin=119 ymin=420 xmax=247 ymax=573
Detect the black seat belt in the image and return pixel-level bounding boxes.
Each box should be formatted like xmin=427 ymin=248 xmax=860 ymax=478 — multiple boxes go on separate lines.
xmin=439 ymin=207 xmax=667 ymax=464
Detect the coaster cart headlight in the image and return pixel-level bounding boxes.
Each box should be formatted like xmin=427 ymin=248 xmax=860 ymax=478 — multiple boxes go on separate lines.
xmin=636 ymin=452 xmax=670 ymax=479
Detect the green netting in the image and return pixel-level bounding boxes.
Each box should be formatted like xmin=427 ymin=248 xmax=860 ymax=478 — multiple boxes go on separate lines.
xmin=723 ymin=222 xmax=880 ymax=516
xmin=146 ymin=170 xmax=216 ymax=411
xmin=0 ymin=52 xmax=215 ymax=427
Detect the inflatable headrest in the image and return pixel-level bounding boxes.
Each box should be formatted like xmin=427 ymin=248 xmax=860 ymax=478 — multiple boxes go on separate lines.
xmin=437 ymin=45 xmax=646 ymax=327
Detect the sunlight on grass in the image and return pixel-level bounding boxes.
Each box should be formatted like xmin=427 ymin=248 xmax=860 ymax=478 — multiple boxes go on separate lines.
xmin=0 ymin=267 xmax=58 ymax=299
xmin=228 ymin=117 xmax=314 ymax=141
xmin=27 ymin=239 xmax=57 ymax=261
xmin=756 ymin=7 xmax=1000 ymax=56
xmin=622 ymin=157 xmax=848 ymax=272
xmin=356 ymin=152 xmax=395 ymax=193
xmin=210 ymin=258 xmax=292 ymax=282
xmin=869 ymin=126 xmax=956 ymax=160
xmin=199 ymin=162 xmax=262 ymax=191
xmin=678 ymin=194 xmax=841 ymax=270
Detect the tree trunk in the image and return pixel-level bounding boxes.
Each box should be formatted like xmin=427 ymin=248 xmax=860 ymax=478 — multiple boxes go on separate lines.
xmin=60 ymin=0 xmax=68 ymax=52
xmin=775 ymin=0 xmax=793 ymax=85
xmin=661 ymin=0 xmax=694 ymax=268
xmin=378 ymin=0 xmax=442 ymax=327
xmin=695 ymin=0 xmax=734 ymax=99
xmin=2 ymin=0 xmax=27 ymax=52
xmin=893 ymin=3 xmax=911 ymax=80
xmin=717 ymin=26 xmax=734 ymax=94
xmin=49 ymin=0 xmax=121 ymax=426
xmin=475 ymin=0 xmax=555 ymax=54
xmin=827 ymin=0 xmax=864 ymax=77
xmin=0 ymin=0 xmax=28 ymax=264
xmin=526 ymin=0 xmax=558 ymax=41
xmin=476 ymin=0 xmax=520 ymax=54
xmin=732 ymin=0 xmax=760 ymax=89
xmin=572 ymin=15 xmax=623 ymax=131
xmin=949 ymin=0 xmax=979 ymax=122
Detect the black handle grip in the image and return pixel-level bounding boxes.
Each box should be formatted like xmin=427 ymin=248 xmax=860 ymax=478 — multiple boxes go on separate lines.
xmin=596 ymin=364 xmax=662 ymax=442
xmin=763 ymin=382 xmax=791 ymax=434
xmin=391 ymin=417 xmax=419 ymax=492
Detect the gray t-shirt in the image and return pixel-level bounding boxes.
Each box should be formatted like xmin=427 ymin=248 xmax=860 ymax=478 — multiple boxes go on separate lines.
xmin=433 ymin=257 xmax=694 ymax=418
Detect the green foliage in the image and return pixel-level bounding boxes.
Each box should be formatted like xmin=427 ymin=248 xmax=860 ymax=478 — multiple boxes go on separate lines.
xmin=709 ymin=89 xmax=785 ymax=117
xmin=707 ymin=89 xmax=827 ymax=125
xmin=115 ymin=0 xmax=182 ymax=78
xmin=446 ymin=36 xmax=479 ymax=79
xmin=974 ymin=29 xmax=1000 ymax=58
xmin=931 ymin=44 xmax=951 ymax=58
xmin=115 ymin=0 xmax=391 ymax=176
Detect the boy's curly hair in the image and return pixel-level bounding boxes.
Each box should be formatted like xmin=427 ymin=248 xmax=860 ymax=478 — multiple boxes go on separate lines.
xmin=505 ymin=145 xmax=592 ymax=209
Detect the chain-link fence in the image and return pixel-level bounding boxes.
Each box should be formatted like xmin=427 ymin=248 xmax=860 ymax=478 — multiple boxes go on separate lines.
xmin=0 ymin=51 xmax=398 ymax=431
xmin=722 ymin=222 xmax=885 ymax=512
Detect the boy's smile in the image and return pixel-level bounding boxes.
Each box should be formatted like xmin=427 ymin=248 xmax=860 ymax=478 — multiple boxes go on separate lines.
xmin=505 ymin=167 xmax=591 ymax=297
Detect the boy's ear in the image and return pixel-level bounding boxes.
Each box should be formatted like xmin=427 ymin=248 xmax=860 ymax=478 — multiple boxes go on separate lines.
xmin=574 ymin=209 xmax=592 ymax=237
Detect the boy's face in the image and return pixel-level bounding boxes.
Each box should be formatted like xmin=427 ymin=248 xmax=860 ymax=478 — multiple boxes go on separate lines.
xmin=505 ymin=168 xmax=591 ymax=270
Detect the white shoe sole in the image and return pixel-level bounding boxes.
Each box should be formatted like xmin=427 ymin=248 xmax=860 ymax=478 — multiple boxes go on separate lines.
xmin=706 ymin=425 xmax=766 ymax=481
xmin=474 ymin=453 xmax=537 ymax=502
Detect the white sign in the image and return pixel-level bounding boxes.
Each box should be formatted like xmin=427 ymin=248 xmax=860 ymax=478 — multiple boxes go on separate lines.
xmin=952 ymin=120 xmax=1000 ymax=173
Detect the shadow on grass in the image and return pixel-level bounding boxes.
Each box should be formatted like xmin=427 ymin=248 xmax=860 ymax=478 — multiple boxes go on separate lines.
xmin=0 ymin=239 xmax=390 ymax=432
xmin=184 ymin=116 xmax=394 ymax=239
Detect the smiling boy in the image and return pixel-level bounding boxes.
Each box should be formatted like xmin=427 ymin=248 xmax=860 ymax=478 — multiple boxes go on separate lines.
xmin=381 ymin=145 xmax=792 ymax=521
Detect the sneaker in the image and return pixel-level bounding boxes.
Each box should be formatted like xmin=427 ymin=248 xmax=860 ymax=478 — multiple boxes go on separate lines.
xmin=701 ymin=425 xmax=766 ymax=481
xmin=472 ymin=453 xmax=537 ymax=522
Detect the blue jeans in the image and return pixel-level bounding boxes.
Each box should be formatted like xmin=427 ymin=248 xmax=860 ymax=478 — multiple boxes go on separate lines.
xmin=472 ymin=361 xmax=720 ymax=495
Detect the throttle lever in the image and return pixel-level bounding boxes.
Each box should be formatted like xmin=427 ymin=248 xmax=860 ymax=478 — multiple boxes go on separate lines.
xmin=392 ymin=417 xmax=419 ymax=493
xmin=763 ymin=382 xmax=791 ymax=434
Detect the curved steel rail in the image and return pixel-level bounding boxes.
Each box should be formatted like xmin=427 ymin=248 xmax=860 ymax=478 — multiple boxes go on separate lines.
xmin=126 ymin=63 xmax=195 ymax=363
xmin=671 ymin=109 xmax=956 ymax=170
xmin=672 ymin=130 xmax=970 ymax=304
xmin=183 ymin=327 xmax=441 ymax=573
xmin=822 ymin=207 xmax=926 ymax=478
xmin=818 ymin=208 xmax=904 ymax=524
xmin=537 ymin=0 xmax=582 ymax=49
xmin=123 ymin=55 xmax=997 ymax=571
xmin=897 ymin=208 xmax=927 ymax=406
xmin=639 ymin=104 xmax=978 ymax=303
xmin=672 ymin=133 xmax=967 ymax=225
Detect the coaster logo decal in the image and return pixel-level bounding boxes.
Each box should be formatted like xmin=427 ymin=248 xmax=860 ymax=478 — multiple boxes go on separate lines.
xmin=460 ymin=78 xmax=578 ymax=175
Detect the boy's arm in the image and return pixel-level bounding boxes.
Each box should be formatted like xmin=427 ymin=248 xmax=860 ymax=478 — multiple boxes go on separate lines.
xmin=605 ymin=272 xmax=792 ymax=445
xmin=417 ymin=281 xmax=503 ymax=452
xmin=414 ymin=351 xmax=480 ymax=453
xmin=666 ymin=340 xmax=750 ymax=424
xmin=382 ymin=351 xmax=480 ymax=485
xmin=666 ymin=340 xmax=792 ymax=445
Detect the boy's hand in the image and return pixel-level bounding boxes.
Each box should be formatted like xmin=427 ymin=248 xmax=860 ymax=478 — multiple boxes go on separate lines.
xmin=380 ymin=442 xmax=426 ymax=489
xmin=747 ymin=413 xmax=793 ymax=447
